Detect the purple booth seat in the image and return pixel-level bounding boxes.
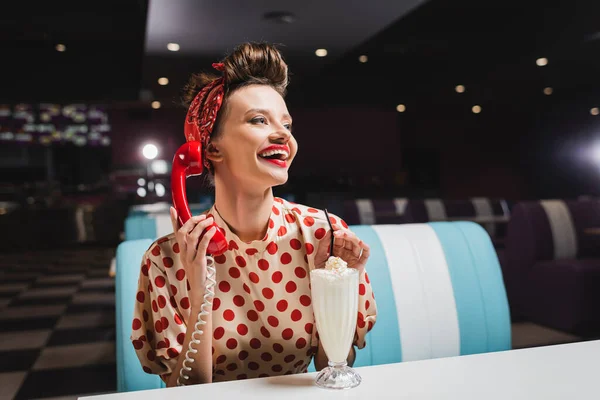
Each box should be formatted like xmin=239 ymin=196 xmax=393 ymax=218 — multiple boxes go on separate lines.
xmin=504 ymin=200 xmax=600 ymax=335
xmin=342 ymin=198 xmax=409 ymax=225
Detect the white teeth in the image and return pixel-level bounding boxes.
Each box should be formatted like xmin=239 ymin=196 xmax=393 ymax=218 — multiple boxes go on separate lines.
xmin=258 ymin=149 xmax=289 ymax=160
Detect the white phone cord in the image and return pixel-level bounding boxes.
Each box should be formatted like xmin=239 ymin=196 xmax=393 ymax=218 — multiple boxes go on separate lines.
xmin=177 ymin=255 xmax=216 ymax=386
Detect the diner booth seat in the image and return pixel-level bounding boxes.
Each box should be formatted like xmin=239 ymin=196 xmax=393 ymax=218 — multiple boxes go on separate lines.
xmin=124 ymin=204 xmax=207 ymax=240
xmin=503 ymin=200 xmax=600 ymax=334
xmin=116 ymin=222 xmax=511 ymax=392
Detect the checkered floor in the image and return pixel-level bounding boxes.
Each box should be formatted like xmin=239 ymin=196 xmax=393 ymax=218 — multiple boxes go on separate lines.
xmin=0 ymin=247 xmax=117 ymax=400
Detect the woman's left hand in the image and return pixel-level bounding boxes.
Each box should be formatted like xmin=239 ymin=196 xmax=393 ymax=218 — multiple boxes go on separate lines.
xmin=314 ymin=224 xmax=370 ymax=274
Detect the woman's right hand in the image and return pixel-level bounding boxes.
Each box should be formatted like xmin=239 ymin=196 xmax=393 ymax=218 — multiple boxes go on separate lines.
xmin=170 ymin=207 xmax=218 ymax=307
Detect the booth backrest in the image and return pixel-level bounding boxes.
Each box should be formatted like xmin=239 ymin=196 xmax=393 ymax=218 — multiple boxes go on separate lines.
xmin=116 ymin=222 xmax=511 ymax=391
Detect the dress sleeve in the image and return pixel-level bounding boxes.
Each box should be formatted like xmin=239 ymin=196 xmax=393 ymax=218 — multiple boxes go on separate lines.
xmin=130 ymin=249 xmax=184 ymax=381
xmin=353 ymin=269 xmax=377 ymax=349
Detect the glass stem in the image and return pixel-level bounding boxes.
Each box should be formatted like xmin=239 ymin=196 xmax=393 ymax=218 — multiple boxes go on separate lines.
xmin=328 ymin=361 xmax=348 ymax=368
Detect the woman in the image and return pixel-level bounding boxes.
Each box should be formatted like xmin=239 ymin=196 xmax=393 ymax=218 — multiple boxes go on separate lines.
xmin=131 ymin=42 xmax=377 ymax=387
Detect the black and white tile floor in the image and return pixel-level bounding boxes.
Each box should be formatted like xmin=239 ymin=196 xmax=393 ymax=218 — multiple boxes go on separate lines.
xmin=0 ymin=248 xmax=117 ymax=400
xmin=0 ymin=247 xmax=584 ymax=400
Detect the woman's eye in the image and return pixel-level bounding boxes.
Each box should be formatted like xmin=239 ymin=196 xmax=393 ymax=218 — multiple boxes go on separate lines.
xmin=251 ymin=117 xmax=266 ymax=124
xmin=284 ymin=124 xmax=292 ymax=131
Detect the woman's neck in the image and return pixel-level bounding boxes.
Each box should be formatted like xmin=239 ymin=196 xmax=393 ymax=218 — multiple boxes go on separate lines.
xmin=213 ymin=178 xmax=274 ymax=243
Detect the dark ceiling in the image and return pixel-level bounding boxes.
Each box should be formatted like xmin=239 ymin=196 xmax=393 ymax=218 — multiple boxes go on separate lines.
xmin=0 ymin=0 xmax=148 ymax=104
xmin=2 ymin=0 xmax=599 ymax=116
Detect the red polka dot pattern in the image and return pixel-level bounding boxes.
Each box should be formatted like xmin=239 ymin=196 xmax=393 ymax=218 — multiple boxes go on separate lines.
xmin=280 ymin=252 xmax=292 ymax=264
xmin=258 ymin=259 xmax=269 ymax=271
xmin=262 ymin=288 xmax=274 ymax=299
xmin=175 ymin=269 xmax=186 ymax=281
xmin=271 ymin=271 xmax=283 ymax=284
xmin=285 ymin=281 xmax=297 ymax=293
xmin=219 ymin=281 xmax=231 ymax=293
xmin=233 ymin=295 xmax=245 ymax=307
xmin=282 ymin=328 xmax=294 ymax=340
xmin=237 ymin=324 xmax=249 ymax=335
xmin=300 ymin=295 xmax=311 ymax=306
xmin=314 ymin=228 xmax=326 ymax=240
xmin=291 ymin=309 xmax=302 ymax=321
xmin=214 ymin=327 xmax=225 ymax=340
xmin=154 ymin=276 xmax=165 ymax=288
xmin=132 ymin=318 xmax=142 ymax=330
xmin=223 ymin=309 xmax=235 ymax=321
xmin=235 ymin=256 xmax=246 ymax=268
xmin=250 ymin=338 xmax=262 ymax=349
xmin=294 ymin=267 xmax=306 ymax=279
xmin=254 ymin=300 xmax=265 ymax=312
xmin=132 ymin=200 xmax=376 ymax=382
xmin=276 ymin=300 xmax=288 ymax=312
xmin=266 ymin=242 xmax=278 ymax=255
xmin=174 ymin=314 xmax=183 ymax=325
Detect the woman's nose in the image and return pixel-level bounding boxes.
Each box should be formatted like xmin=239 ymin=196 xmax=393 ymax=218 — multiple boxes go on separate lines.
xmin=270 ymin=126 xmax=291 ymax=143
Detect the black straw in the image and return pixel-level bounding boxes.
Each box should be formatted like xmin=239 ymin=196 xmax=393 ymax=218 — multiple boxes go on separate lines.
xmin=324 ymin=209 xmax=334 ymax=258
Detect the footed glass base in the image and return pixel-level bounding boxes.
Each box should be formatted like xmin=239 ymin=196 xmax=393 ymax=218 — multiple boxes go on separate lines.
xmin=315 ymin=361 xmax=361 ymax=390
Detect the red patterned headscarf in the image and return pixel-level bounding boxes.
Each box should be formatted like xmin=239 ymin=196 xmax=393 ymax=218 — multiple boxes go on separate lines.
xmin=183 ymin=62 xmax=226 ymax=172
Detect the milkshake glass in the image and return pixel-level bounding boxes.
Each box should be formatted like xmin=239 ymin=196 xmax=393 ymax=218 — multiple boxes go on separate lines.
xmin=310 ymin=256 xmax=361 ymax=389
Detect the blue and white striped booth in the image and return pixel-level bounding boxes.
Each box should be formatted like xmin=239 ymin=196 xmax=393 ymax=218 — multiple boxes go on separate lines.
xmin=125 ymin=203 xmax=210 ymax=240
xmin=116 ymin=222 xmax=510 ymax=391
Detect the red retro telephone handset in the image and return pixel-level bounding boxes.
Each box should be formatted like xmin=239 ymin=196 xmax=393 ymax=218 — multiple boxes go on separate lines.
xmin=171 ymin=141 xmax=228 ymax=386
xmin=171 ymin=141 xmax=228 ymax=255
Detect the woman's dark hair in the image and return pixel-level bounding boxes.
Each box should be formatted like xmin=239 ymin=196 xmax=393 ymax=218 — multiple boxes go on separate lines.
xmin=182 ymin=42 xmax=289 ymax=138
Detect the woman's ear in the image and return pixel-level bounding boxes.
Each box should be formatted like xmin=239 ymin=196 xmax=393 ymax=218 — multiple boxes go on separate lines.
xmin=205 ymin=142 xmax=223 ymax=164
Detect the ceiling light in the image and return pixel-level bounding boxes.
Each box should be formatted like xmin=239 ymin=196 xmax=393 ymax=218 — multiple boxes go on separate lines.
xmin=455 ymin=85 xmax=465 ymax=93
xmin=315 ymin=49 xmax=328 ymax=57
xmin=359 ymin=55 xmax=368 ymax=63
xmin=158 ymin=77 xmax=169 ymax=85
xmin=543 ymin=87 xmax=553 ymax=95
xmin=55 ymin=44 xmax=66 ymax=52
xmin=536 ymin=57 xmax=548 ymax=66
xmin=167 ymin=43 xmax=180 ymax=51
xmin=591 ymin=107 xmax=599 ymax=116
xmin=396 ymin=104 xmax=406 ymax=113
xmin=472 ymin=105 xmax=482 ymax=114
xmin=151 ymin=101 xmax=161 ymax=109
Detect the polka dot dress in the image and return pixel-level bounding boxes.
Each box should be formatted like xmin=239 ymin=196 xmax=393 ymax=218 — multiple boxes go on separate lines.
xmin=131 ymin=198 xmax=377 ymax=382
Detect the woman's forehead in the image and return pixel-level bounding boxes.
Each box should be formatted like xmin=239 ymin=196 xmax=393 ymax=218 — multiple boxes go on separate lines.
xmin=229 ymin=85 xmax=289 ymax=116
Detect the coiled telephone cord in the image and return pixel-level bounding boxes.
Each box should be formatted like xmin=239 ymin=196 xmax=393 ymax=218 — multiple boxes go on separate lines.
xmin=177 ymin=255 xmax=216 ymax=386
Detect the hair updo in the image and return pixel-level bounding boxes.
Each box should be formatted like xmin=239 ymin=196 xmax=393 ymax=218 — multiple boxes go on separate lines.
xmin=182 ymin=42 xmax=289 ymax=138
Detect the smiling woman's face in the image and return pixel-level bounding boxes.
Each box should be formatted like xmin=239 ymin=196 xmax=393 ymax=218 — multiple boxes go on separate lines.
xmin=207 ymin=85 xmax=298 ymax=189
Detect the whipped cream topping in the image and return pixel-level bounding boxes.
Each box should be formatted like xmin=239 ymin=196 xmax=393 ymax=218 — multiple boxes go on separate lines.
xmin=325 ymin=256 xmax=348 ymax=272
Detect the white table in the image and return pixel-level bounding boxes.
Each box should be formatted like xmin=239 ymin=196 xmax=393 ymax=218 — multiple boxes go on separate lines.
xmin=81 ymin=341 xmax=599 ymax=399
